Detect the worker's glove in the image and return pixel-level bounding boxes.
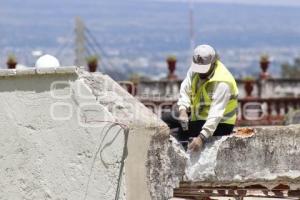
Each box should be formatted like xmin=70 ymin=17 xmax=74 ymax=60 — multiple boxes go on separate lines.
xmin=188 ymin=136 xmax=204 ymax=152
xmin=178 ymin=109 xmax=189 ymax=131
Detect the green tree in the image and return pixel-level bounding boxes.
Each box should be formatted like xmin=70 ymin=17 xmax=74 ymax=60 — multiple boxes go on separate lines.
xmin=281 ymin=57 xmax=300 ymax=78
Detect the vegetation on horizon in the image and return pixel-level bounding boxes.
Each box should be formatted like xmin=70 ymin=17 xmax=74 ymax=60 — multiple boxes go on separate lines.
xmin=166 ymin=55 xmax=177 ymax=62
xmin=86 ymin=55 xmax=99 ymax=65
xmin=281 ymin=57 xmax=300 ymax=79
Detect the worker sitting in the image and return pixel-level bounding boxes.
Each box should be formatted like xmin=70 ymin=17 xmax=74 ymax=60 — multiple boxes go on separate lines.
xmin=162 ymin=44 xmax=238 ymax=152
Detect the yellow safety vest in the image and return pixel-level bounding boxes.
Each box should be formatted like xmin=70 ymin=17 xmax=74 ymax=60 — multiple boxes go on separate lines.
xmin=191 ymin=60 xmax=238 ymax=125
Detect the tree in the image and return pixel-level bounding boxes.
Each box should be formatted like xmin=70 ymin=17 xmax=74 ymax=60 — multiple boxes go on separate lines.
xmin=281 ymin=57 xmax=300 ymax=78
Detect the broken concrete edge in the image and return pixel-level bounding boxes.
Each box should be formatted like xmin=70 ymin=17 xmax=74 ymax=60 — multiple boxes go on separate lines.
xmin=77 ymin=69 xmax=168 ymax=132
xmin=146 ymin=134 xmax=188 ymax=200
xmin=0 ymin=67 xmax=166 ymax=131
xmin=183 ymin=124 xmax=300 ymax=192
xmin=0 ymin=66 xmax=175 ymax=200
xmin=0 ymin=66 xmax=78 ymax=77
xmin=77 ymin=69 xmax=176 ymax=199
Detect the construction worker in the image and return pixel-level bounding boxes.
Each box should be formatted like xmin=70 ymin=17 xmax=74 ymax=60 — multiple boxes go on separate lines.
xmin=170 ymin=44 xmax=238 ymax=151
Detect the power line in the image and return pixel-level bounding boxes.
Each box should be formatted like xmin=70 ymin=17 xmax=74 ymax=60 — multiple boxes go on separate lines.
xmin=85 ymin=37 xmax=100 ymax=56
xmin=73 ymin=17 xmax=131 ymax=77
xmin=84 ymin=27 xmax=117 ymax=72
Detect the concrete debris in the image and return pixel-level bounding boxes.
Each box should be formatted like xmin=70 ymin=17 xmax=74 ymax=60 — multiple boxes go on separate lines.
xmin=234 ymin=127 xmax=255 ymax=137
xmin=186 ymin=136 xmax=229 ymax=181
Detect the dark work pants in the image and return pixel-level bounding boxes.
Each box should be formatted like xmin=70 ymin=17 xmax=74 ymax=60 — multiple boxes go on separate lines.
xmin=161 ymin=111 xmax=234 ymax=142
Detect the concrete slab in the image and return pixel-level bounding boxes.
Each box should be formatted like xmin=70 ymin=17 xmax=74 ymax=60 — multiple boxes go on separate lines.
xmin=185 ymin=125 xmax=300 ymax=190
xmin=0 ymin=68 xmax=184 ymax=200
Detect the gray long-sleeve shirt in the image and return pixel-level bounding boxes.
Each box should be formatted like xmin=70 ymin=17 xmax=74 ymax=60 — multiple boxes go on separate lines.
xmin=177 ymin=69 xmax=231 ymax=138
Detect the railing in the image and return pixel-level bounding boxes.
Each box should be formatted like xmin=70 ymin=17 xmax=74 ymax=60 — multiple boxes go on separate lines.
xmin=118 ymin=80 xmax=300 ymax=126
xmin=139 ymin=97 xmax=300 ymax=126
xmin=119 ymin=80 xmax=181 ymax=98
xmin=238 ymin=97 xmax=300 ymax=126
xmin=119 ymin=79 xmax=300 ymax=99
xmin=118 ymin=81 xmax=137 ymax=96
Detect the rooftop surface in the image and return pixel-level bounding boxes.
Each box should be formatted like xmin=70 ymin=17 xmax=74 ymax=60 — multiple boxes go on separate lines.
xmin=0 ymin=67 xmax=77 ymax=77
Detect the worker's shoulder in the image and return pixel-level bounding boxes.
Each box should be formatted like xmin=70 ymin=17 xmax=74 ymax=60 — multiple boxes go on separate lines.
xmin=217 ymin=60 xmax=229 ymax=69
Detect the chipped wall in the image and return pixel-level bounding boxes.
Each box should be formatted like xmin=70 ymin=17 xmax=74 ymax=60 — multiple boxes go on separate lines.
xmin=186 ymin=126 xmax=300 ymax=190
xmin=0 ymin=67 xmax=185 ymax=200
xmin=80 ymin=69 xmax=186 ymax=200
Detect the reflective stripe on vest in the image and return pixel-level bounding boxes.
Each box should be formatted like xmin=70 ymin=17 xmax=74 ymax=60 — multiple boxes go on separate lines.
xmin=191 ymin=61 xmax=239 ymax=125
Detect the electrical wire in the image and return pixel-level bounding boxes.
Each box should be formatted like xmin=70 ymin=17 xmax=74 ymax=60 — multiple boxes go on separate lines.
xmin=82 ymin=119 xmax=129 ymax=200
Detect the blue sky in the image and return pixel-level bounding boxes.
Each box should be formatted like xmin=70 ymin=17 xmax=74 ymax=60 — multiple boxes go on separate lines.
xmin=157 ymin=0 xmax=300 ymax=6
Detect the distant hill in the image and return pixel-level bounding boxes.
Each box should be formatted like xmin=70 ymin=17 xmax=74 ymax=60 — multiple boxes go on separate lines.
xmin=1 ymin=0 xmax=300 ymax=78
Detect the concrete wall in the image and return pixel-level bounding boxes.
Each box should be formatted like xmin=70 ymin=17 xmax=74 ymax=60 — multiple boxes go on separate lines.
xmin=80 ymin=70 xmax=186 ymax=200
xmin=0 ymin=67 xmax=185 ymax=200
xmin=0 ymin=68 xmax=128 ymax=200
xmin=186 ymin=125 xmax=300 ymax=190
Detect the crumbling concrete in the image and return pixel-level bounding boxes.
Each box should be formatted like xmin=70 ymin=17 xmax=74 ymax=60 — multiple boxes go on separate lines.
xmin=147 ymin=136 xmax=187 ymax=199
xmin=0 ymin=67 xmax=185 ymax=200
xmin=186 ymin=125 xmax=300 ymax=190
xmin=79 ymin=69 xmax=187 ymax=200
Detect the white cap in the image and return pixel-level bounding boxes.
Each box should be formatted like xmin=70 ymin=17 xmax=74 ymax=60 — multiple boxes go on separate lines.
xmin=35 ymin=54 xmax=60 ymax=68
xmin=190 ymin=44 xmax=216 ymax=74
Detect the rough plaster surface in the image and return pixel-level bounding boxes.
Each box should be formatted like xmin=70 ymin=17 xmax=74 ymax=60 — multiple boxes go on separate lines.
xmin=186 ymin=125 xmax=300 ymax=190
xmin=0 ymin=71 xmax=128 ymax=200
xmin=79 ymin=70 xmax=186 ymax=200
xmin=0 ymin=68 xmax=185 ymax=200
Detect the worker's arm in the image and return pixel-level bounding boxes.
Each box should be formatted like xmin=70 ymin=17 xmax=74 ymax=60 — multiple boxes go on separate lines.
xmin=177 ymin=68 xmax=193 ymax=111
xmin=200 ymin=82 xmax=231 ymax=139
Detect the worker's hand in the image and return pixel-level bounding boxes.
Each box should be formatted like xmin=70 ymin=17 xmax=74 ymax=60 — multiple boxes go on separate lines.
xmin=188 ymin=136 xmax=203 ymax=152
xmin=178 ymin=109 xmax=189 ymax=131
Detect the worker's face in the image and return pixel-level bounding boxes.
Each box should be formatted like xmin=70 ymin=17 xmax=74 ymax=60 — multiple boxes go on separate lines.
xmin=199 ymin=62 xmax=216 ymax=79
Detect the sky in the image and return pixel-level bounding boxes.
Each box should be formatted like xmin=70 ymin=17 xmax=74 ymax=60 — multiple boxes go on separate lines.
xmin=158 ymin=0 xmax=300 ymax=6
xmin=1 ymin=0 xmax=300 ymax=77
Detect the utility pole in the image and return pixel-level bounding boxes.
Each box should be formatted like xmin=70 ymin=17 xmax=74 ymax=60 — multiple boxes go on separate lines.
xmin=74 ymin=17 xmax=86 ymax=67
